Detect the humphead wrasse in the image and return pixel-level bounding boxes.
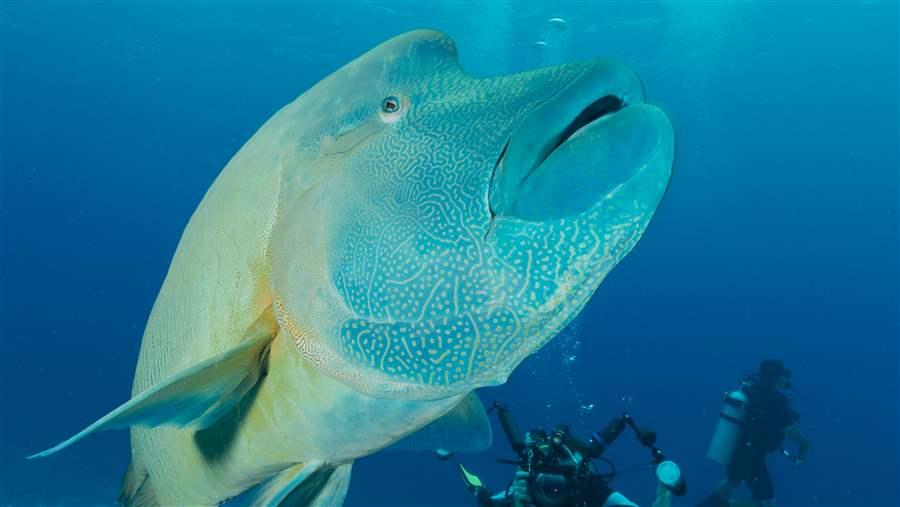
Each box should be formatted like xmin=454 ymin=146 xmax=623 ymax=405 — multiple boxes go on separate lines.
xmin=31 ymin=30 xmax=674 ymax=506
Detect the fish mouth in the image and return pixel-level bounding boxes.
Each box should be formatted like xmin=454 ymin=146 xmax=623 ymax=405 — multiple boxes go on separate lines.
xmin=488 ymin=62 xmax=674 ymax=222
xmin=527 ymin=94 xmax=626 ymax=171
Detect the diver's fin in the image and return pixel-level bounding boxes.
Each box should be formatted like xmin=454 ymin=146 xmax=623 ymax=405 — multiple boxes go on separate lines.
xmin=243 ymin=461 xmax=352 ymax=507
xmin=457 ymin=463 xmax=485 ymax=491
xmin=118 ymin=458 xmax=159 ymax=507
xmin=28 ymin=306 xmax=278 ymax=459
xmin=386 ymin=391 xmax=492 ymax=454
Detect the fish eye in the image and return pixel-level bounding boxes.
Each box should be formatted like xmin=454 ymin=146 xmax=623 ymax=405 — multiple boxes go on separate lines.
xmin=379 ymin=95 xmax=407 ymax=124
xmin=381 ymin=96 xmax=401 ymax=114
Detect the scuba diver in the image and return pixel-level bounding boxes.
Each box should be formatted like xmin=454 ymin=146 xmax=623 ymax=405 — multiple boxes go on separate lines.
xmin=457 ymin=402 xmax=686 ymax=507
xmin=698 ymin=359 xmax=812 ymax=507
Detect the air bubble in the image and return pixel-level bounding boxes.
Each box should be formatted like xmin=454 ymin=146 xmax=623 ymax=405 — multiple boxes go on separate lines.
xmin=547 ymin=17 xmax=568 ymax=31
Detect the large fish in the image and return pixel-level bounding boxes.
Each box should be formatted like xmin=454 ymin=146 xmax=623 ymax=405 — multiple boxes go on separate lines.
xmin=31 ymin=30 xmax=674 ymax=506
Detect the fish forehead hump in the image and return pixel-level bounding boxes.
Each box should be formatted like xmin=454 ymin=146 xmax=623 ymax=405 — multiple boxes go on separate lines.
xmin=129 ymin=35 xmax=459 ymax=386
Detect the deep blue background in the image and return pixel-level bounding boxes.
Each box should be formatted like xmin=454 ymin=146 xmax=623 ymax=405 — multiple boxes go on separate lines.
xmin=1 ymin=2 xmax=896 ymax=506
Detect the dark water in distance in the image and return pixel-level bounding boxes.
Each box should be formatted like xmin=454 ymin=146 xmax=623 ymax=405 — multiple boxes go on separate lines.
xmin=1 ymin=2 xmax=897 ymax=506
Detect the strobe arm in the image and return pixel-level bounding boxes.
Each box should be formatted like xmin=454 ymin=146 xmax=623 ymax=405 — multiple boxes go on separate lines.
xmin=490 ymin=402 xmax=525 ymax=456
xmin=620 ymin=413 xmax=665 ymax=464
xmin=582 ymin=413 xmax=629 ymax=458
xmin=620 ymin=413 xmax=687 ymax=497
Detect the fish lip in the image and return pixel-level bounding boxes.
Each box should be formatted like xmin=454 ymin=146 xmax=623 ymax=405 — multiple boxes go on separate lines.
xmin=487 ymin=61 xmax=646 ymax=222
xmin=490 ymin=97 xmax=629 ymax=189
xmin=537 ymin=95 xmax=628 ymax=165
xmin=488 ymin=104 xmax=638 ymax=228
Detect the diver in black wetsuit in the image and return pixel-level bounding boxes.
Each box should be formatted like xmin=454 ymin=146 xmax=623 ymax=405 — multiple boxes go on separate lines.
xmin=462 ymin=460 xmax=644 ymax=507
xmin=459 ymin=403 xmax=686 ymax=507
xmin=698 ymin=359 xmax=812 ymax=507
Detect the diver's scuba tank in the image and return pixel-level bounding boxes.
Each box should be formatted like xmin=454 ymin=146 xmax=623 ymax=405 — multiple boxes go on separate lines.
xmin=706 ymin=388 xmax=749 ymax=465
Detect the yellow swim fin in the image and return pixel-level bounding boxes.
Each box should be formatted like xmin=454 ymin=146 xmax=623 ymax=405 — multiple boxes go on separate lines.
xmin=458 ymin=463 xmax=485 ymax=491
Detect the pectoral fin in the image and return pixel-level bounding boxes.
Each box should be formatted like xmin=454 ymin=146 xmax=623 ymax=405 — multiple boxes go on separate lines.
xmin=235 ymin=461 xmax=352 ymax=507
xmin=386 ymin=391 xmax=492 ymax=454
xmin=28 ymin=306 xmax=278 ymax=459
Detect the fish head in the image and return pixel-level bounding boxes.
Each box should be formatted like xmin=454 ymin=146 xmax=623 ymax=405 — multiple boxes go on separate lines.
xmin=269 ymin=30 xmax=673 ymax=400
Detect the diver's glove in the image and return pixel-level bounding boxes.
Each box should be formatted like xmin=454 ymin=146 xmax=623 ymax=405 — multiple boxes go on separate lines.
xmin=510 ymin=470 xmax=535 ymax=507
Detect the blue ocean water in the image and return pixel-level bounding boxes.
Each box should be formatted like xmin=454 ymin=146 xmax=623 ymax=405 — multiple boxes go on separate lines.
xmin=0 ymin=2 xmax=896 ymax=506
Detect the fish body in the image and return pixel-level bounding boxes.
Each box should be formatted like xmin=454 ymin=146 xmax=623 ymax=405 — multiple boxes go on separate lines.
xmin=32 ymin=30 xmax=674 ymax=506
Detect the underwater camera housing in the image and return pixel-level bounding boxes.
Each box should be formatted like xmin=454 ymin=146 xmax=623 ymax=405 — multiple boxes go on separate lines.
xmin=490 ymin=402 xmax=686 ymax=507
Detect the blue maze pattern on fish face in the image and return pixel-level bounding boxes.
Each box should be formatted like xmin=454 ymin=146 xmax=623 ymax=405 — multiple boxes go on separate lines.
xmin=271 ymin=31 xmax=671 ymax=399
